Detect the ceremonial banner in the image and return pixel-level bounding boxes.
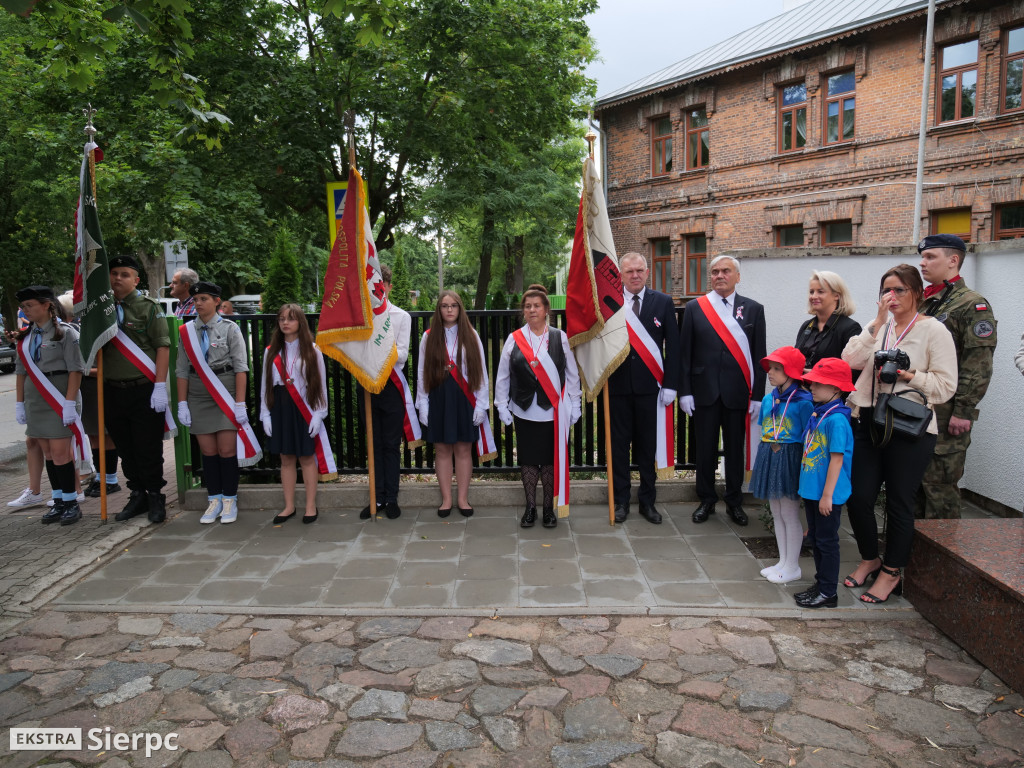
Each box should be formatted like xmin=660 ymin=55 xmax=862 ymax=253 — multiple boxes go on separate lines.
xmin=316 ymin=167 xmax=397 ymax=393
xmin=72 ymin=141 xmax=116 ymax=371
xmin=565 ymin=156 xmax=628 ymax=399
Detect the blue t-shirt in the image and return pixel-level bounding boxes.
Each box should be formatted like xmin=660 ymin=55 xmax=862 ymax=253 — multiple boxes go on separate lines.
xmin=799 ymin=402 xmax=854 ymax=504
xmin=757 ymin=384 xmax=814 ymax=444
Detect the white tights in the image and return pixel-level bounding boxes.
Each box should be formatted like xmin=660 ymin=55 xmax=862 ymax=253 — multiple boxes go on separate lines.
xmin=769 ymin=496 xmax=804 ymax=574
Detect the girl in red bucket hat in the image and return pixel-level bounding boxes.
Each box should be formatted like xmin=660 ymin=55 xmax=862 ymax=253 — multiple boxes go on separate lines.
xmin=750 ymin=346 xmax=814 ymax=584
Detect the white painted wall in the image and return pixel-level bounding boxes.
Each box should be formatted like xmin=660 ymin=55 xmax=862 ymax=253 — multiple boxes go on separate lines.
xmin=725 ymin=244 xmax=1024 ymax=513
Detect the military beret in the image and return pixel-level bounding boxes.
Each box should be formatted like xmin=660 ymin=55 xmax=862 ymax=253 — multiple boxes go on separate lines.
xmin=15 ymin=285 xmax=56 ymax=303
xmin=917 ymin=234 xmax=966 ymax=253
xmin=109 ymin=254 xmax=141 ymax=271
xmin=189 ymin=281 xmax=222 ymax=298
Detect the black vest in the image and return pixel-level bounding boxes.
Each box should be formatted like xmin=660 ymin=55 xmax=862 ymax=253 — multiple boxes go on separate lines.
xmin=509 ymin=329 xmax=566 ymax=411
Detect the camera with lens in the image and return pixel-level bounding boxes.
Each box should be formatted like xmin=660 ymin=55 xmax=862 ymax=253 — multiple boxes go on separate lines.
xmin=874 ymin=348 xmax=910 ymax=384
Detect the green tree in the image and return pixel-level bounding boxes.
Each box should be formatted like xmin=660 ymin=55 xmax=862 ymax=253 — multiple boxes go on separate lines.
xmin=261 ymin=228 xmax=302 ymax=312
xmin=388 ymin=250 xmax=412 ymax=310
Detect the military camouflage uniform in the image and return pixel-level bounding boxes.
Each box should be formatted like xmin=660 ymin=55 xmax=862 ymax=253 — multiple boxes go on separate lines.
xmin=916 ymin=279 xmax=996 ymax=518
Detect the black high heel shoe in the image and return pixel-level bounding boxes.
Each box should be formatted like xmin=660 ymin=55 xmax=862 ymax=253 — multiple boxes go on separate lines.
xmin=843 ymin=562 xmax=882 ymax=589
xmin=302 ymin=508 xmax=318 ymax=524
xmin=859 ymin=565 xmax=903 ymax=604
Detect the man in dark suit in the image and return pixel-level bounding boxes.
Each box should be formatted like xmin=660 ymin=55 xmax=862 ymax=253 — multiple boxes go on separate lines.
xmin=608 ymin=252 xmax=680 ymax=524
xmin=679 ymin=254 xmax=766 ymax=526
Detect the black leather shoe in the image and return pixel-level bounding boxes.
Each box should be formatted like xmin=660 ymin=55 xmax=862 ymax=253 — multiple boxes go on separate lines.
xmin=147 ymin=491 xmax=166 ymax=523
xmin=106 ymin=482 xmax=122 ymax=495
xmin=41 ymin=501 xmax=64 ymax=525
xmin=385 ymin=502 xmax=401 ymax=520
xmin=520 ymin=507 xmax=537 ymax=528
xmin=437 ymin=507 xmax=452 ymax=518
xmin=84 ymin=478 xmax=102 ymax=497
xmin=793 ymin=585 xmax=819 ymax=603
xmin=639 ymin=503 xmax=662 ymax=524
xmin=115 ymin=490 xmax=148 ymax=522
xmin=797 ymin=591 xmax=838 ymax=609
xmin=359 ymin=504 xmax=376 ymax=520
xmin=542 ymin=507 xmax=557 ymax=528
xmin=691 ymin=502 xmax=715 ymax=523
xmin=59 ymin=501 xmax=82 ymax=525
xmin=613 ymin=504 xmax=629 ymax=523
xmin=726 ymin=504 xmax=749 ymax=526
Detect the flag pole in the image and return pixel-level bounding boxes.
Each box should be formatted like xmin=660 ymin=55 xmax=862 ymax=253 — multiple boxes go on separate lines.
xmin=346 ymin=113 xmax=377 ymax=522
xmin=584 ymin=128 xmax=616 ymax=528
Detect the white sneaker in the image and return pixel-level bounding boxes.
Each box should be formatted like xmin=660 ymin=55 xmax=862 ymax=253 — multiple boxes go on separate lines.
xmin=219 ymin=498 xmax=237 ymax=524
xmin=46 ymin=492 xmax=86 ymax=508
xmin=8 ymin=489 xmax=44 ymax=508
xmin=767 ymin=566 xmax=802 ymax=584
xmin=200 ymin=498 xmax=223 ymax=524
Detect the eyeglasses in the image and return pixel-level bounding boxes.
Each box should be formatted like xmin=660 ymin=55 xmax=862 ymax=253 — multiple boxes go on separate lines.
xmin=880 ymin=287 xmax=909 ymax=297
xmin=439 ymin=304 xmax=459 ymax=310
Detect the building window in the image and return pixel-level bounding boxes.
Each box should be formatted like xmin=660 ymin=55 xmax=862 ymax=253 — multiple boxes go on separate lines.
xmin=686 ymin=108 xmax=709 ymax=169
xmin=930 ymin=208 xmax=971 ymax=242
xmin=822 ymin=220 xmax=853 ymax=245
xmin=779 ymin=83 xmax=807 ymax=152
xmin=651 ymin=117 xmax=673 ymax=177
xmin=1002 ymin=26 xmax=1024 ymax=112
xmin=651 ymin=239 xmax=672 ymax=292
xmin=995 ymin=203 xmax=1024 ymax=239
xmin=776 ymin=225 xmax=804 ymax=247
xmin=824 ymin=71 xmax=855 ymax=144
xmin=938 ymin=39 xmax=978 ymax=122
xmin=685 ymin=235 xmax=707 ymax=296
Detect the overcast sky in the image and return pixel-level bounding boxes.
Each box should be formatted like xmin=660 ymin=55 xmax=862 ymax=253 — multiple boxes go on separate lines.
xmin=585 ymin=0 xmax=798 ymax=99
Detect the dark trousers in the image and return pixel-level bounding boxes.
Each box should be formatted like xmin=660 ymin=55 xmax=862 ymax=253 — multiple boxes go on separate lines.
xmin=104 ymin=381 xmax=166 ymax=492
xmin=610 ymin=392 xmax=657 ymax=506
xmin=847 ymin=417 xmax=937 ymax=568
xmin=370 ymin=379 xmax=405 ymax=504
xmin=803 ymin=497 xmax=842 ymax=597
xmin=692 ymin=397 xmax=746 ymax=506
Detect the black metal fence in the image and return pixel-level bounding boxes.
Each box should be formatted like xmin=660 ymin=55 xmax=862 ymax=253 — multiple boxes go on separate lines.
xmin=216 ymin=309 xmax=696 ymax=478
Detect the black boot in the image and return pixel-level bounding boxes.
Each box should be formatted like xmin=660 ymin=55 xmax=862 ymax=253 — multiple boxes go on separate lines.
xmin=147 ymin=491 xmax=167 ymax=523
xmin=41 ymin=500 xmax=64 ymax=525
xmin=115 ymin=490 xmax=149 ymax=522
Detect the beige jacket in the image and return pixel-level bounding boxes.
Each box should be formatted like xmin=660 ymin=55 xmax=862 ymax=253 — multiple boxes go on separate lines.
xmin=842 ymin=316 xmax=958 ymax=434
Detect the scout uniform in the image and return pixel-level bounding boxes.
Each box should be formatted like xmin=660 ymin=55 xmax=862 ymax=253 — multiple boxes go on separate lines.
xmin=917 ymin=235 xmax=998 ymax=519
xmin=105 ymin=255 xmax=171 ymax=523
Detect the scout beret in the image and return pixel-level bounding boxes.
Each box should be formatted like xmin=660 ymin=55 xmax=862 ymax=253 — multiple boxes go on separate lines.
xmin=109 ymin=254 xmax=141 ymax=271
xmin=15 ymin=285 xmax=56 ymax=303
xmin=917 ymin=234 xmax=966 ymax=253
xmin=189 ymin=281 xmax=222 ymax=298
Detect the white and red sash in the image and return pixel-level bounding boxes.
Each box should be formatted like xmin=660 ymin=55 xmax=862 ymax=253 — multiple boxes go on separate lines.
xmin=623 ymin=309 xmax=675 ymax=479
xmin=389 ymin=367 xmax=424 ymax=449
xmin=180 ymin=321 xmax=262 ymax=467
xmin=439 ymin=343 xmax=497 ymax=462
xmin=110 ymin=329 xmax=178 ymax=439
xmin=17 ymin=335 xmax=91 ymax=464
xmin=512 ymin=327 xmax=571 ymax=515
xmin=272 ymin=352 xmax=337 ymax=479
xmin=693 ymin=294 xmax=757 ymax=469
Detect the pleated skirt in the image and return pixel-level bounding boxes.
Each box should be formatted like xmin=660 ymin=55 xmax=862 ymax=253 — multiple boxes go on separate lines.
xmin=426 ymin=375 xmax=475 ymax=445
xmin=749 ymin=441 xmax=803 ymax=500
xmin=268 ymin=385 xmax=317 ymax=457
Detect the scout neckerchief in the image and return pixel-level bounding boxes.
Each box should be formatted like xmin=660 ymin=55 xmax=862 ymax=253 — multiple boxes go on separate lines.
xmin=17 ymin=330 xmax=91 ymax=464
xmin=271 ymin=348 xmax=337 ymax=479
xmin=623 ymin=303 xmax=675 ymax=479
xmin=693 ymin=293 xmax=756 ymax=469
xmin=179 ymin=319 xmax=262 ymax=466
xmin=110 ymin=329 xmax=178 ymax=439
xmin=512 ymin=325 xmax=571 ymax=516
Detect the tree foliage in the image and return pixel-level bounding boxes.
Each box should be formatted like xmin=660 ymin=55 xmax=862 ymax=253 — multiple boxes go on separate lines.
xmin=262 ymin=227 xmax=302 ymax=313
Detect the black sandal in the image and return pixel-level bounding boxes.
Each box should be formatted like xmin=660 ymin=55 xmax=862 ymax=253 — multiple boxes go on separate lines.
xmin=859 ymin=565 xmax=903 ymax=604
xmin=843 ymin=563 xmax=882 ymax=589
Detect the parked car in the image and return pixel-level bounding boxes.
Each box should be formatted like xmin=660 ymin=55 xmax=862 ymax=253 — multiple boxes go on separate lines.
xmin=228 ymin=294 xmax=263 ymax=314
xmin=0 ymin=317 xmax=15 ymax=374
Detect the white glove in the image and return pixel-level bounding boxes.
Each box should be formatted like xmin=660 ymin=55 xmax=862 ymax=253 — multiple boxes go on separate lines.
xmin=15 ymin=402 xmax=27 ymax=425
xmin=177 ymin=401 xmax=192 ymax=427
xmin=234 ymin=402 xmax=248 ymax=424
xmin=308 ymin=413 xmax=323 ymax=437
xmin=748 ymin=399 xmax=761 ymax=416
xmin=570 ymin=401 xmax=582 ymax=424
xmin=497 ymin=407 xmax=513 ymax=426
xmin=261 ymin=415 xmax=272 ymax=437
xmin=472 ymin=406 xmax=486 ymax=427
xmin=678 ymin=395 xmax=695 ymax=417
xmin=61 ymin=400 xmax=77 ymax=426
xmin=417 ymin=402 xmax=429 ymax=426
xmin=149 ymin=381 xmax=168 ymax=412
xmin=659 ymin=387 xmax=677 ymax=407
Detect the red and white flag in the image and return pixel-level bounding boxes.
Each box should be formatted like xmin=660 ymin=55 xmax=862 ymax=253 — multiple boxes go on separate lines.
xmin=316 ymin=167 xmax=397 ymax=393
xmin=565 ymin=156 xmax=629 ymax=399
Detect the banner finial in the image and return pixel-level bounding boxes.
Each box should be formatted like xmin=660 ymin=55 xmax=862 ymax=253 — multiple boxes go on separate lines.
xmin=83 ymin=104 xmax=97 ymax=140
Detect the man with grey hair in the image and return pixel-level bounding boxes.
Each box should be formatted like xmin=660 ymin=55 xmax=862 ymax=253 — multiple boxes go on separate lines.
xmin=679 ymin=254 xmax=766 ymax=526
xmin=169 ymin=267 xmax=199 ymax=318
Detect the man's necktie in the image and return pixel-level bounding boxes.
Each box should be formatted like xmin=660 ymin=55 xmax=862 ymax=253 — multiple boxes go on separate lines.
xmin=200 ymin=325 xmax=210 ymax=359
xmin=30 ymin=328 xmax=43 ymax=362
xmin=632 ymin=293 xmax=641 ymax=317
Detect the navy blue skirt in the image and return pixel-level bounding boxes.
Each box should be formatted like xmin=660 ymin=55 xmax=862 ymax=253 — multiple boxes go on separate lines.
xmin=749 ymin=441 xmax=802 ymax=500
xmin=268 ymin=385 xmax=317 ymax=457
xmin=426 ymin=375 xmax=475 ymax=445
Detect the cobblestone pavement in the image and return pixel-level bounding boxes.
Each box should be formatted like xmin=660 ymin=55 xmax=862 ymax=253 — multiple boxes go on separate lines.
xmin=0 ymin=611 xmax=1022 ymax=768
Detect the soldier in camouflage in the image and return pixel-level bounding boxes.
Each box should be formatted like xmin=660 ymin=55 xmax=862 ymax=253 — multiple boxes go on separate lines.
xmin=916 ymin=234 xmax=997 ymax=519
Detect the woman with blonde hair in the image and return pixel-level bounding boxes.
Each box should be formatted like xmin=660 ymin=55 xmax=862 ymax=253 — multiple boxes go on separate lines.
xmin=795 ymin=270 xmax=861 ymax=370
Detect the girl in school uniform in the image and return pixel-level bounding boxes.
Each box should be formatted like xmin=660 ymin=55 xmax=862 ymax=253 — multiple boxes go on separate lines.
xmin=175 ymin=282 xmax=252 ymax=524
xmin=260 ymin=304 xmax=330 ymax=525
xmin=416 ymin=291 xmax=490 ymax=518
xmin=13 ymin=286 xmax=87 ymax=526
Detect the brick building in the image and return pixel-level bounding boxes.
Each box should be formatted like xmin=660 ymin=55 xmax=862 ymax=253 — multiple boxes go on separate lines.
xmin=593 ymin=0 xmax=1024 ymax=302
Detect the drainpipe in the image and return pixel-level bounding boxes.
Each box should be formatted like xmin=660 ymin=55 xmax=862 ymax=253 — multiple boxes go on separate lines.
xmin=912 ymin=0 xmax=937 ymax=244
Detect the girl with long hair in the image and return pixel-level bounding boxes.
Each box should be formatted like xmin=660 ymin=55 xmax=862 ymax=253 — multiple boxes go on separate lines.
xmin=261 ymin=304 xmax=330 ymax=524
xmin=416 ymin=291 xmax=489 ymax=517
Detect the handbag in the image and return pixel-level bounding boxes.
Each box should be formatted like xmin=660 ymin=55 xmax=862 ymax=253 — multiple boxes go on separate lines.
xmin=871 ymin=387 xmax=932 ymax=447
